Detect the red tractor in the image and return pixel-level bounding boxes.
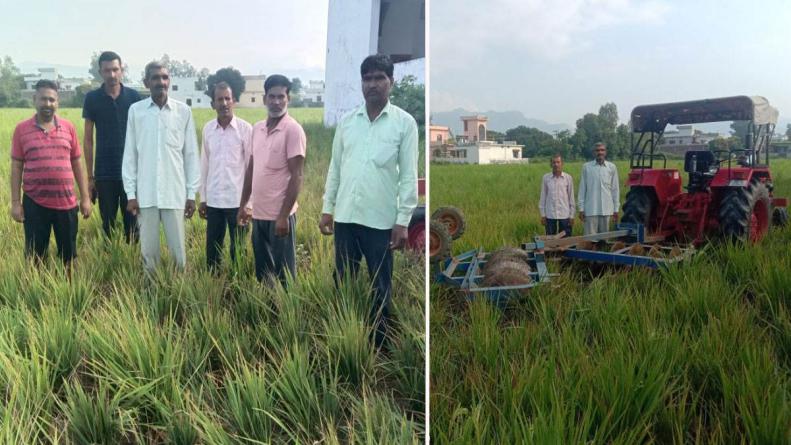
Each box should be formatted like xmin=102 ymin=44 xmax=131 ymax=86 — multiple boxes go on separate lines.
xmin=621 ymin=96 xmax=787 ymax=245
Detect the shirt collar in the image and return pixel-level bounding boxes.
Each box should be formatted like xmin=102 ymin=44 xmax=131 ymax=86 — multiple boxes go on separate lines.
xmin=32 ymin=113 xmax=60 ymax=130
xmin=261 ymin=113 xmax=290 ymax=133
xmin=356 ymin=101 xmax=392 ymax=122
xmin=214 ymin=115 xmax=238 ymax=130
xmin=99 ymin=83 xmax=126 ymax=98
xmin=147 ymin=96 xmax=172 ymax=110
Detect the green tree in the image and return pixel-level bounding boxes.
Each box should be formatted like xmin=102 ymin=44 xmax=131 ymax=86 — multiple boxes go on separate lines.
xmin=0 ymin=56 xmax=27 ymax=107
xmin=785 ymin=123 xmax=791 ymax=141
xmin=729 ymin=120 xmax=749 ymax=149
xmin=141 ymin=54 xmax=209 ymax=85
xmin=505 ymin=126 xmax=566 ymax=158
xmin=390 ymin=75 xmax=425 ymax=126
xmin=290 ymin=77 xmax=302 ymax=94
xmin=66 ymin=83 xmax=94 ymax=108
xmin=89 ymin=52 xmax=130 ymax=84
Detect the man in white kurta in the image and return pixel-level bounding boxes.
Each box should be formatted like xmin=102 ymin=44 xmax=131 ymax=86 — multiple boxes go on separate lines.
xmin=578 ymin=143 xmax=620 ymax=235
xmin=122 ymin=62 xmax=200 ymax=272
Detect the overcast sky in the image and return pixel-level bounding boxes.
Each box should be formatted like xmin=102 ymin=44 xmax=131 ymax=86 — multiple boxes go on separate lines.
xmin=2 ymin=0 xmax=328 ymax=82
xmin=430 ymin=0 xmax=791 ymax=126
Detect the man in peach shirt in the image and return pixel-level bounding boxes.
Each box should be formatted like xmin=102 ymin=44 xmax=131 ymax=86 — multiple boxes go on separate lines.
xmin=238 ymin=75 xmax=306 ymax=284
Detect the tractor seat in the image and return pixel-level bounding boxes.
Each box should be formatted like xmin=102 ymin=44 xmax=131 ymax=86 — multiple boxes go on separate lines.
xmin=684 ymin=150 xmax=716 ymax=174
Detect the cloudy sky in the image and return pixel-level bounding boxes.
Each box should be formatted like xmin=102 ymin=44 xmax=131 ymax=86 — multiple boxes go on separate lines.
xmin=2 ymin=0 xmax=328 ymax=83
xmin=430 ymin=0 xmax=791 ymax=126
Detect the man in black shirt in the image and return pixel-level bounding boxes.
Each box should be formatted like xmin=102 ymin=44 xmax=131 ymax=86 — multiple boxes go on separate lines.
xmin=82 ymin=51 xmax=142 ymax=242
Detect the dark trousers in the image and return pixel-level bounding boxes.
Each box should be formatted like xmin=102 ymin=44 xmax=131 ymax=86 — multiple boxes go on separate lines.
xmin=333 ymin=222 xmax=393 ymax=348
xmin=96 ymin=179 xmax=137 ymax=243
xmin=545 ymin=218 xmax=572 ymax=237
xmin=22 ymin=195 xmax=78 ymax=263
xmin=206 ymin=206 xmax=246 ymax=269
xmin=251 ymin=215 xmax=297 ymax=284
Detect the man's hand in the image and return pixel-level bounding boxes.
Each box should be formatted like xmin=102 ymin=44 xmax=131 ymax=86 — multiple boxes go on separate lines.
xmin=579 ymin=211 xmax=585 ymax=222
xmin=79 ymin=197 xmax=92 ymax=219
xmin=275 ymin=215 xmax=289 ymax=237
xmin=198 ymin=202 xmax=208 ymax=219
xmin=389 ymin=224 xmax=408 ymax=250
xmin=319 ymin=213 xmax=334 ymax=235
xmin=237 ymin=206 xmax=252 ymax=226
xmin=613 ymin=211 xmax=619 ymax=222
xmin=89 ymin=178 xmax=97 ymax=204
xmin=184 ymin=199 xmax=196 ymax=219
xmin=127 ymin=198 xmax=139 ymax=216
xmin=540 ymin=216 xmax=546 ymax=226
xmin=10 ymin=202 xmax=24 ymax=223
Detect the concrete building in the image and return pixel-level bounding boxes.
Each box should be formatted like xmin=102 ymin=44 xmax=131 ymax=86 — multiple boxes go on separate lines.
xmin=238 ymin=75 xmax=266 ymax=108
xmin=431 ymin=116 xmax=526 ymax=164
xmin=23 ymin=68 xmax=90 ymax=92
xmin=459 ymin=115 xmax=488 ymax=143
xmin=658 ymin=125 xmax=719 ymax=156
xmin=301 ymin=80 xmax=325 ymax=106
xmin=169 ymin=77 xmax=210 ymax=108
xmin=324 ymin=0 xmax=425 ymax=126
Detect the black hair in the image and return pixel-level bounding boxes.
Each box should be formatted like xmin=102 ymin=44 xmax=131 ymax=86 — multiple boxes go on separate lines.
xmin=205 ymin=67 xmax=245 ymax=101
xmin=98 ymin=51 xmax=122 ymax=68
xmin=210 ymin=81 xmax=233 ymax=101
xmin=264 ymin=74 xmax=291 ymax=94
xmin=144 ymin=60 xmax=166 ymax=80
xmin=360 ymin=54 xmax=394 ymax=78
xmin=34 ymin=79 xmax=59 ymax=92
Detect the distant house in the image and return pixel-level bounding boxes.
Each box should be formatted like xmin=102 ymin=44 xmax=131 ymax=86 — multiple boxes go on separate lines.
xmin=301 ymin=80 xmax=325 ymax=106
xmin=169 ymin=77 xmax=210 ymax=108
xmin=658 ymin=125 xmax=719 ymax=156
xmin=23 ymin=67 xmax=90 ymax=92
xmin=324 ymin=0 xmax=425 ymax=126
xmin=238 ymin=75 xmax=266 ymax=108
xmin=431 ymin=115 xmax=527 ymax=164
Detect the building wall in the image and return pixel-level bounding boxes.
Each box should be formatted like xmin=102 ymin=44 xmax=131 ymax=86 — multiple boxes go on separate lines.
xmin=429 ymin=125 xmax=451 ymax=146
xmin=238 ymin=75 xmax=266 ymax=108
xmin=169 ymin=77 xmax=210 ymax=108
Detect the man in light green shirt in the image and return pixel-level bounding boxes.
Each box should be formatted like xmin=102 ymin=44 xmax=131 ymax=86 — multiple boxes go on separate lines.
xmin=578 ymin=142 xmax=620 ymax=235
xmin=319 ymin=54 xmax=419 ymax=349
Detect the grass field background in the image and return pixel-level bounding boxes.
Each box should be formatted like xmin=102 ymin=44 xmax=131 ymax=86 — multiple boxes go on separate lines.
xmin=430 ymin=160 xmax=791 ymax=443
xmin=0 ymin=107 xmax=425 ymax=443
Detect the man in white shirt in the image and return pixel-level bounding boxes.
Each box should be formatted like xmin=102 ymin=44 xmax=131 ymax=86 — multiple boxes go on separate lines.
xmin=198 ymin=80 xmax=252 ymax=270
xmin=539 ymin=154 xmax=575 ymax=237
xmin=122 ymin=61 xmax=200 ymax=272
xmin=578 ymin=142 xmax=620 ymax=235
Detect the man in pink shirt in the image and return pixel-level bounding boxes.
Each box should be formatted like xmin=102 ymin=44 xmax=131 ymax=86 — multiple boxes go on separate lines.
xmin=539 ymin=154 xmax=575 ymax=237
xmin=199 ymin=80 xmax=252 ymax=270
xmin=238 ymin=75 xmax=306 ymax=284
xmin=10 ymin=79 xmax=92 ymax=265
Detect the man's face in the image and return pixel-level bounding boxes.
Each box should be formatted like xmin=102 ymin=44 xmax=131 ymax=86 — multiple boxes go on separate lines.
xmin=212 ymin=87 xmax=235 ymax=120
xmin=100 ymin=59 xmax=122 ymax=87
xmin=595 ymin=145 xmax=607 ymax=162
xmin=34 ymin=87 xmax=58 ymax=120
xmin=551 ymin=157 xmax=563 ymax=173
xmin=144 ymin=67 xmax=170 ymax=97
xmin=361 ymin=69 xmax=393 ymax=105
xmin=265 ymin=85 xmax=289 ymax=118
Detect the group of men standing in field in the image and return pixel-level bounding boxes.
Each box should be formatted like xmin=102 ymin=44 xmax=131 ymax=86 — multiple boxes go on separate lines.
xmin=9 ymin=51 xmax=418 ymax=348
xmin=539 ymin=142 xmax=620 ymax=237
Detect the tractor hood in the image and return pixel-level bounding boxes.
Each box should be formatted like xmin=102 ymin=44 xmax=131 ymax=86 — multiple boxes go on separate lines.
xmin=631 ymin=96 xmax=778 ymax=133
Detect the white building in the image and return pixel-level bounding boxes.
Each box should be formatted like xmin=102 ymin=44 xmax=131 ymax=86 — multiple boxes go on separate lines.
xmin=324 ymin=0 xmax=425 ymax=126
xmin=439 ymin=140 xmax=526 ymax=165
xmin=301 ymin=80 xmax=325 ymax=106
xmin=23 ymin=68 xmax=90 ymax=91
xmin=662 ymin=125 xmax=719 ymax=146
xmin=169 ymin=76 xmax=210 ymax=108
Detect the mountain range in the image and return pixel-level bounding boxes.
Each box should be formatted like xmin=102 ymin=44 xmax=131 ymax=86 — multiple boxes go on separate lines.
xmin=430 ymin=108 xmax=571 ymax=135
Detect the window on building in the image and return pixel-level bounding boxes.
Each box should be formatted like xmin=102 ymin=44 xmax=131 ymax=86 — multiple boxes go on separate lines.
xmin=513 ymin=149 xmax=519 ymax=159
xmin=437 ymin=134 xmax=442 ymax=142
xmin=197 ymin=98 xmax=201 ymax=103
xmin=251 ymin=97 xmax=255 ymax=103
xmin=173 ymin=85 xmax=179 ymax=91
xmin=478 ymin=124 xmax=486 ymax=142
xmin=317 ymin=95 xmax=322 ymax=102
xmin=186 ymin=98 xmax=192 ymax=106
xmin=377 ymin=0 xmax=425 ymax=63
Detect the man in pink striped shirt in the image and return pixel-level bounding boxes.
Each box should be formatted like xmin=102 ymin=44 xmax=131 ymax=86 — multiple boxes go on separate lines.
xmin=538 ymin=154 xmax=575 ymax=237
xmin=10 ymin=80 xmax=92 ymax=265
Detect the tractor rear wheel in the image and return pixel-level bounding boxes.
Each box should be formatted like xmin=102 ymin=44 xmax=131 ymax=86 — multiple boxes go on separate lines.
xmin=429 ymin=220 xmax=452 ymax=262
xmin=621 ymin=187 xmax=656 ymax=228
xmin=719 ymin=181 xmax=771 ymax=243
xmin=432 ymin=206 xmax=466 ymax=240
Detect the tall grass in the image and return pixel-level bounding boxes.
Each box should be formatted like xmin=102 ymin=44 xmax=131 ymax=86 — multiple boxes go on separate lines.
xmin=0 ymin=108 xmax=425 ymax=443
xmin=431 ymin=160 xmax=791 ymax=443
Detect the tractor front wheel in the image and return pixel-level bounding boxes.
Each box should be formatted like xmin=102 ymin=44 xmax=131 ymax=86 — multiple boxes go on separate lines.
xmin=772 ymin=207 xmax=788 ymax=227
xmin=429 ymin=220 xmax=452 ymax=262
xmin=621 ymin=187 xmax=656 ymax=229
xmin=719 ymin=181 xmax=771 ymax=243
xmin=431 ymin=206 xmax=466 ymax=240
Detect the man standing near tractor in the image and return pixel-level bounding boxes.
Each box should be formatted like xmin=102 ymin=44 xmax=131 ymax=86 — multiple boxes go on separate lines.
xmin=539 ymin=154 xmax=575 ymax=237
xmin=319 ymin=54 xmax=419 ymax=350
xmin=578 ymin=142 xmax=620 ymax=235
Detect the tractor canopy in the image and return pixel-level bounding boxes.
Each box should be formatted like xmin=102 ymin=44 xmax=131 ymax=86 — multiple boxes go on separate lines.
xmin=631 ymin=96 xmax=778 ymax=133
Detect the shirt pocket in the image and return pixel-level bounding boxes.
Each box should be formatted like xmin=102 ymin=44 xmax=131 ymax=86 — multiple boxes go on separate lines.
xmin=166 ymin=126 xmax=183 ymax=149
xmin=265 ymin=144 xmax=285 ymax=169
xmin=372 ymin=137 xmax=400 ymax=169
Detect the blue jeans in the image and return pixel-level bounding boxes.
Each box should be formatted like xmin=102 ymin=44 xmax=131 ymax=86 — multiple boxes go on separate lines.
xmin=545 ymin=218 xmax=572 ymax=237
xmin=333 ymin=222 xmax=393 ymax=348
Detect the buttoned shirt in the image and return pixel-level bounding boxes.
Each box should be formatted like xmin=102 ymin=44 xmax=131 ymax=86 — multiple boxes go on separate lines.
xmin=539 ymin=171 xmax=575 ymax=219
xmin=199 ymin=116 xmax=253 ymax=209
xmin=11 ymin=115 xmax=81 ymax=210
xmin=250 ymin=114 xmax=307 ymax=220
xmin=322 ymin=102 xmax=418 ymax=229
xmin=122 ymin=97 xmax=200 ymax=209
xmin=578 ymin=160 xmax=620 ymax=216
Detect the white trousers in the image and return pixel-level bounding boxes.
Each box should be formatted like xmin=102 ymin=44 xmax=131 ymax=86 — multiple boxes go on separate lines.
xmin=138 ymin=207 xmax=186 ymax=272
xmin=583 ymin=215 xmax=611 ymax=235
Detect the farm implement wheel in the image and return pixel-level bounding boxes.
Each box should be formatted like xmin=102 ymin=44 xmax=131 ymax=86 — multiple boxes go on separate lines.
xmin=482 ymin=247 xmax=533 ymax=289
xmin=429 ymin=220 xmax=452 ymax=262
xmin=621 ymin=187 xmax=656 ymax=228
xmin=719 ymin=181 xmax=771 ymax=243
xmin=432 ymin=206 xmax=466 ymax=240
xmin=407 ymin=221 xmax=425 ymax=252
xmin=772 ymin=207 xmax=788 ymax=227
